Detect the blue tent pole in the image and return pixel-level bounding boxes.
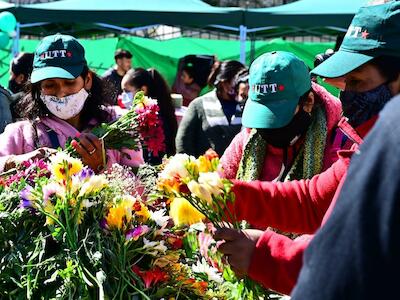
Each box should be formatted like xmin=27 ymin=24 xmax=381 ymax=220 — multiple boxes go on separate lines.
xmin=239 ymin=25 xmax=247 ymax=64
xmin=12 ymin=22 xmax=20 ymax=57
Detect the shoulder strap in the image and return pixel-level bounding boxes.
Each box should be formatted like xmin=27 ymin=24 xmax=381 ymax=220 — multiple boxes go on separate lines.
xmin=31 ymin=120 xmax=61 ymax=149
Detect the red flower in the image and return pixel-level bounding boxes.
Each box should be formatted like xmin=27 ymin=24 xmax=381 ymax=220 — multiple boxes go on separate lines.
xmin=132 ymin=266 xmax=169 ymax=289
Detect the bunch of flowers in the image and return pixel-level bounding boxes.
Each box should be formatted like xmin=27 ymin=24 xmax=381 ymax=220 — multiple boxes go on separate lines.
xmin=155 ymin=149 xmax=238 ymax=228
xmin=65 ymin=91 xmax=165 ymax=159
xmin=153 ymin=149 xmax=269 ymax=299
xmin=0 ymin=151 xmax=270 ymax=299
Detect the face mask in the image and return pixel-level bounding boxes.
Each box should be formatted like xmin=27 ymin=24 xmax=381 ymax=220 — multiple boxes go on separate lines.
xmin=8 ymin=79 xmax=23 ymax=94
xmin=121 ymin=91 xmax=134 ymax=109
xmin=41 ymin=88 xmax=89 ymax=120
xmin=258 ymin=109 xmax=312 ymax=148
xmin=339 ymin=84 xmax=392 ymax=128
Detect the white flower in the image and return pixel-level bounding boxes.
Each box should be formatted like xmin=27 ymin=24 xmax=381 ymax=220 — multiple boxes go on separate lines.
xmin=82 ymin=199 xmax=96 ymax=208
xmin=78 ymin=175 xmax=108 ymax=197
xmin=198 ymin=172 xmax=224 ymax=197
xmin=159 ymin=154 xmax=194 ymax=179
xmin=149 ymin=209 xmax=170 ymax=227
xmin=187 ymin=180 xmax=213 ymax=204
xmin=192 ymin=258 xmax=223 ymax=283
xmin=189 ymin=222 xmax=207 ymax=232
xmin=143 ymin=237 xmax=167 ymax=256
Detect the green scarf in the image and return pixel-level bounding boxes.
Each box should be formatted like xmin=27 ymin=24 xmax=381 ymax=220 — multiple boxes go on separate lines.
xmin=236 ymin=105 xmax=327 ymax=182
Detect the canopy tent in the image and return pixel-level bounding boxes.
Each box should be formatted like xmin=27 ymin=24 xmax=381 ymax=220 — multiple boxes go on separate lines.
xmin=0 ymin=0 xmax=13 ymax=10
xmin=3 ymin=0 xmax=368 ymax=62
xmin=13 ymin=0 xmax=242 ymax=28
xmin=244 ymin=0 xmax=367 ymax=34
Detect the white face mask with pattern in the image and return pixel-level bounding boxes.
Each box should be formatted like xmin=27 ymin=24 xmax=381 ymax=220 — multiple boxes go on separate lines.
xmin=41 ymin=88 xmax=89 ymax=120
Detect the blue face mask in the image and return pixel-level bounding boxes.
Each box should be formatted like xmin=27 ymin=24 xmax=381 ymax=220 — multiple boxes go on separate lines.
xmin=340 ymin=84 xmax=392 ymax=128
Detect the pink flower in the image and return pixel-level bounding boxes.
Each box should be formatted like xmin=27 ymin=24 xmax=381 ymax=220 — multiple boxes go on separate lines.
xmin=125 ymin=225 xmax=150 ymax=241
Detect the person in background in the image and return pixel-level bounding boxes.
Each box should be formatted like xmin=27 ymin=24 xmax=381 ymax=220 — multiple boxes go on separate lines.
xmin=175 ymin=60 xmax=246 ymax=157
xmin=0 ymin=85 xmax=12 ymax=133
xmin=102 ymin=49 xmax=132 ymax=103
xmin=8 ymin=52 xmax=35 ymax=120
xmin=172 ymin=62 xmax=201 ymax=107
xmin=233 ymin=68 xmax=249 ymax=108
xmin=121 ymin=68 xmax=178 ymax=164
xmin=0 ymin=34 xmax=143 ymax=173
xmin=221 ymin=51 xmax=342 ymax=183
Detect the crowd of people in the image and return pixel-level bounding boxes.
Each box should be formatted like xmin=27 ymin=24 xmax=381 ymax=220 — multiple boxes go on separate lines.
xmin=0 ymin=0 xmax=399 ymax=298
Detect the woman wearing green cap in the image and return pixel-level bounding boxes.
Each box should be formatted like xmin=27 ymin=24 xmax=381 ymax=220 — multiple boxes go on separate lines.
xmin=220 ymin=51 xmax=343 ymax=183
xmin=0 ymin=34 xmax=144 ymax=173
xmin=214 ymin=1 xmax=400 ymax=296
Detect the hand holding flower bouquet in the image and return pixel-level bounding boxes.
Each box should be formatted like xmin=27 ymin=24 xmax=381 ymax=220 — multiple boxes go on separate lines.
xmin=65 ymin=91 xmax=165 ymax=161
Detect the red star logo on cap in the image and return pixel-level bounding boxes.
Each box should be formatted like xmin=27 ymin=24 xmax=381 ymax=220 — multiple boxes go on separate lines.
xmin=67 ymin=51 xmax=72 ymax=57
xmin=361 ymin=30 xmax=369 ymax=39
xmin=279 ymin=85 xmax=285 ymax=91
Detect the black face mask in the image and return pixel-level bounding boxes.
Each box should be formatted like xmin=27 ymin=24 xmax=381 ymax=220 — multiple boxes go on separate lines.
xmin=8 ymin=79 xmax=24 ymax=94
xmin=258 ymin=109 xmax=312 ymax=148
xmin=339 ymin=84 xmax=392 ymax=128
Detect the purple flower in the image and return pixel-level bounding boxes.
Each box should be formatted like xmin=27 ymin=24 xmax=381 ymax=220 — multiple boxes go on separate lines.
xmin=126 ymin=225 xmax=150 ymax=241
xmin=19 ymin=186 xmax=34 ymax=209
xmin=79 ymin=167 xmax=94 ymax=181
xmin=100 ymin=218 xmax=108 ymax=230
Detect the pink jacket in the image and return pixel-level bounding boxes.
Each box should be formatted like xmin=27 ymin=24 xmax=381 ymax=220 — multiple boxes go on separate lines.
xmin=220 ymin=83 xmax=343 ymax=181
xmin=0 ymin=114 xmax=144 ymax=172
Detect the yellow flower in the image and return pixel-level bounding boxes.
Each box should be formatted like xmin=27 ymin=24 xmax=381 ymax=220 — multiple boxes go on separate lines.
xmin=105 ymin=206 xmax=126 ymax=229
xmin=134 ymin=201 xmax=150 ymax=221
xmin=44 ymin=202 xmax=57 ymax=225
xmin=169 ymin=197 xmax=205 ymax=226
xmin=197 ymin=156 xmax=212 ymax=173
xmin=49 ymin=152 xmax=83 ymax=182
xmin=153 ymin=252 xmax=180 ymax=268
xmin=105 ymin=196 xmax=135 ymax=229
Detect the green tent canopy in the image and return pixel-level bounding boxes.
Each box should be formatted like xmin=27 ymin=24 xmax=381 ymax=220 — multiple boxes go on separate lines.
xmin=245 ymin=0 xmax=367 ymax=30
xmin=14 ymin=0 xmax=242 ymax=27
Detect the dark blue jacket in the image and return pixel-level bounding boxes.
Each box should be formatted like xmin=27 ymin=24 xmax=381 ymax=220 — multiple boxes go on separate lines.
xmin=291 ymin=95 xmax=400 ymax=299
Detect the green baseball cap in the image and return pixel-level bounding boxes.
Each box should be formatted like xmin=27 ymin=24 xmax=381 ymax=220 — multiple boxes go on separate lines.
xmin=312 ymin=1 xmax=400 ymax=78
xmin=242 ymin=51 xmax=311 ymax=129
xmin=31 ymin=34 xmax=87 ymax=84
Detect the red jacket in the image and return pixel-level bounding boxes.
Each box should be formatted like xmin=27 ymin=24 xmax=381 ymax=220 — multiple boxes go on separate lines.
xmin=230 ymin=117 xmax=377 ymax=295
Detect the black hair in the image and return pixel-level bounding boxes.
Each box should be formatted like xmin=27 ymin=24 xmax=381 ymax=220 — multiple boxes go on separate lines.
xmin=11 ymin=52 xmax=34 ymax=78
xmin=370 ymin=55 xmax=400 ymax=82
xmin=114 ymin=49 xmax=133 ymax=60
xmin=298 ymin=89 xmax=313 ymax=106
xmin=182 ymin=64 xmax=196 ymax=80
xmin=233 ymin=68 xmax=249 ymax=92
xmin=124 ymin=68 xmax=178 ymax=155
xmin=207 ymin=60 xmax=246 ymax=88
xmin=15 ymin=65 xmax=115 ymax=127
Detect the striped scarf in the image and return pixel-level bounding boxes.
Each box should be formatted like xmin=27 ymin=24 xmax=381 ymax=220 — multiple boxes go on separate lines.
xmin=203 ymin=91 xmax=242 ymax=127
xmin=236 ymin=105 xmax=327 ymax=182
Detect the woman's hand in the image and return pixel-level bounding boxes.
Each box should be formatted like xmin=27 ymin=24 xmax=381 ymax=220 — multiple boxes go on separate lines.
xmin=214 ymin=228 xmax=264 ymax=276
xmin=5 ymin=147 xmax=57 ymax=171
xmin=71 ymin=133 xmax=105 ymax=172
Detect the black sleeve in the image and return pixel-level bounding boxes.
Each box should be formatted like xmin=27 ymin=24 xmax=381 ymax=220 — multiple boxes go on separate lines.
xmin=291 ymin=97 xmax=400 ymax=300
xmin=175 ymin=100 xmax=201 ymax=155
